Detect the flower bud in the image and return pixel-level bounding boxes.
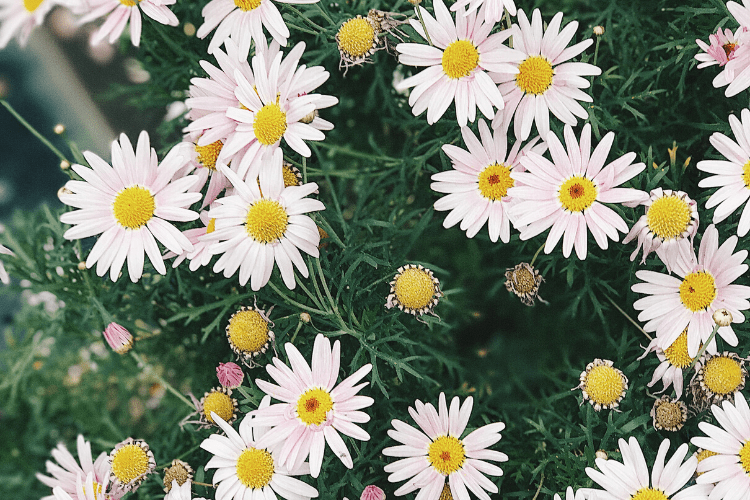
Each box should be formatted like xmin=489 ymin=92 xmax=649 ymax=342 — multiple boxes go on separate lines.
xmin=216 ymin=361 xmax=244 ymax=389
xmin=361 ymin=485 xmax=386 ymax=500
xmin=713 ymin=308 xmax=733 ymax=327
xmin=593 ymin=26 xmax=605 ymax=36
xmin=103 ymin=322 xmax=134 ymax=354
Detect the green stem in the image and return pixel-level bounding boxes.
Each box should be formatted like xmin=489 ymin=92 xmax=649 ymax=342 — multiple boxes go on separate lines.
xmin=415 ymin=6 xmax=433 ymax=46
xmin=1 ymin=99 xmax=68 ymax=162
xmin=605 ymin=295 xmax=652 ymax=340
xmin=529 ymin=243 xmax=545 ymax=266
xmin=315 ymin=2 xmax=334 ymax=25
xmin=285 ymin=4 xmax=327 ymax=32
xmin=687 ymin=323 xmax=720 ymax=373
xmin=290 ymin=321 xmax=304 ymax=344
xmin=267 ymin=280 xmax=327 ymax=315
xmin=130 ymin=351 xmax=194 ymax=410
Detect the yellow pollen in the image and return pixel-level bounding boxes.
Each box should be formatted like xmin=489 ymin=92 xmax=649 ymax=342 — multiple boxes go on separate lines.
xmin=743 ymin=160 xmax=750 ymax=188
xmin=703 ymin=356 xmax=743 ymax=395
xmin=296 ymin=387 xmax=334 ymax=425
xmin=696 ymin=449 xmax=717 ymax=463
xmin=724 ymin=43 xmax=738 ymax=57
xmin=739 ymin=441 xmax=750 ymax=474
xmin=195 ymin=140 xmax=223 ymax=171
xmin=442 ymin=40 xmax=479 ymax=79
xmin=253 ymin=104 xmax=287 ymax=146
xmin=282 ymin=165 xmax=301 ymax=187
xmin=202 ymin=391 xmax=236 ymax=424
xmin=337 ymin=18 xmax=376 ymax=58
xmin=23 ymin=0 xmax=44 ymax=11
xmin=630 ymin=488 xmax=668 ymax=500
xmin=439 ymin=484 xmax=454 ymax=500
xmin=394 ymin=268 xmax=436 ymax=310
xmin=111 ymin=445 xmax=150 ymax=484
xmin=206 ymin=218 xmax=216 ymax=234
xmin=234 ymin=0 xmax=261 ymax=11
xmin=679 ymin=271 xmax=716 ymax=312
xmin=647 ymin=195 xmax=691 ymax=239
xmin=118 ymin=0 xmax=138 ymax=5
xmin=664 ymin=329 xmax=692 ymax=368
xmin=516 ymin=56 xmax=554 ymax=95
xmin=82 ymin=482 xmax=103 ymax=497
xmin=113 ymin=186 xmax=155 ymax=229
xmin=245 ymin=199 xmax=288 ymax=243
xmin=584 ymin=365 xmax=625 ymax=406
xmin=227 ymin=310 xmax=269 ymax=354
xmin=558 ymin=176 xmax=597 ymax=212
xmin=235 ymin=448 xmax=274 ymax=488
xmin=428 ymin=436 xmax=466 ymax=475
xmin=654 ymin=401 xmax=685 ymax=429
xmin=478 ymin=163 xmax=514 ymax=200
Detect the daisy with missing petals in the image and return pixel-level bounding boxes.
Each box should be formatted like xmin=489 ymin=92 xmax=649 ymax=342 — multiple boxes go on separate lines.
xmin=631 ymin=224 xmax=750 ymax=357
xmin=108 ymin=438 xmax=156 ymax=493
xmin=77 ymin=0 xmax=178 ymax=47
xmin=250 ymin=333 xmax=374 ymax=478
xmin=431 ymin=119 xmax=546 ymax=243
xmin=394 ymin=0 xmax=523 ymax=126
xmin=59 ymin=132 xmax=201 ymax=282
xmin=586 ymin=437 xmax=712 ymax=500
xmin=200 ymin=397 xmax=318 ymax=500
xmin=692 ymin=351 xmax=747 ymax=405
xmin=651 ymin=396 xmax=688 ymax=432
xmin=450 ymin=0 xmax=516 ymax=24
xmin=573 ymin=358 xmax=628 ymax=411
xmin=385 ymin=264 xmax=442 ymax=317
xmin=206 ymin=162 xmax=324 ymax=290
xmin=225 ymin=303 xmax=276 ymax=368
xmin=510 ymin=124 xmax=647 ymax=260
xmin=163 ymin=460 xmax=194 ymax=493
xmin=382 ymin=393 xmax=508 ymax=499
xmin=491 ymin=9 xmax=601 ymax=141
xmin=698 ymin=109 xmax=750 ymax=236
xmin=623 ymin=188 xmax=698 ymax=274
xmin=0 ymin=0 xmax=58 ymax=49
xmin=637 ymin=328 xmax=693 ymax=399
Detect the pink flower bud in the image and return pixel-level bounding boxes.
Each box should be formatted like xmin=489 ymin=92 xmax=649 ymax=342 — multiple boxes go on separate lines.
xmin=103 ymin=322 xmax=134 ymax=354
xmin=361 ymin=485 xmax=385 ymax=500
xmin=216 ymin=362 xmax=244 ymax=389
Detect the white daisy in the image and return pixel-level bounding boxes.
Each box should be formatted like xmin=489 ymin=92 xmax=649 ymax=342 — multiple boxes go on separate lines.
xmin=171 ymin=133 xmax=230 ymax=209
xmin=490 ymin=9 xmax=601 ymax=141
xmin=0 ymin=0 xmax=57 ymax=48
xmin=205 ymin=161 xmax=324 ymax=290
xmin=59 ymin=132 xmax=202 ymax=282
xmin=200 ymin=397 xmax=318 ymax=500
xmin=77 ymin=0 xmax=178 ymax=47
xmin=509 ymin=124 xmax=647 ymax=260
xmin=382 ymin=392 xmax=508 ymax=500
xmin=250 ymin=333 xmax=374 ymax=478
xmin=637 ymin=328 xmax=692 ymax=399
xmin=691 ymin=393 xmax=750 ymax=499
xmin=586 ymin=437 xmax=711 ymax=500
xmin=450 ymin=0 xmax=516 ymax=24
xmin=622 ymin=188 xmax=699 ymax=274
xmin=51 ymin=472 xmax=109 ymax=500
xmin=631 ymin=224 xmax=750 ymax=357
xmin=712 ymin=1 xmax=750 ymax=96
xmin=0 ymin=243 xmax=13 ymax=284
xmin=697 ymin=108 xmax=750 ymax=236
xmin=394 ymin=0 xmax=523 ymax=126
xmin=165 ymin=210 xmax=216 ymax=271
xmin=431 ymin=119 xmax=546 ymax=243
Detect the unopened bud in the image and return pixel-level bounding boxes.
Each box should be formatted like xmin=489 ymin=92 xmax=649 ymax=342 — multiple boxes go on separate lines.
xmin=361 ymin=485 xmax=386 ymax=500
xmin=53 ymin=124 xmax=66 ymax=135
xmin=595 ymin=449 xmax=608 ymax=460
xmin=713 ymin=308 xmax=733 ymax=327
xmin=57 ymin=186 xmax=72 ymax=200
xmin=593 ymin=26 xmax=605 ymax=36
xmin=408 ymin=0 xmax=421 ymax=5
xmin=60 ymin=160 xmax=70 ymax=170
xmin=300 ymin=312 xmax=311 ymax=323
xmin=77 ymin=261 xmax=87 ymax=271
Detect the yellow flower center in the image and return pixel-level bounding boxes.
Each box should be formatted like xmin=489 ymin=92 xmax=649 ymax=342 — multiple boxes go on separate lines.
xmin=743 ymin=160 xmax=750 ymax=188
xmin=516 ymin=56 xmax=554 ymax=95
xmin=163 ymin=462 xmax=191 ymax=491
xmin=442 ymin=40 xmax=479 ymax=79
xmin=654 ymin=401 xmax=685 ymax=429
xmin=296 ymin=387 xmax=334 ymax=425
xmin=195 ymin=140 xmax=223 ymax=171
xmin=227 ymin=309 xmax=269 ymax=354
xmin=202 ymin=391 xmax=236 ymax=424
xmin=206 ymin=218 xmax=216 ymax=234
xmin=695 ymin=449 xmax=717 ymax=476
xmin=111 ymin=444 xmax=150 ymax=485
xmin=584 ymin=365 xmax=625 ymax=406
xmin=234 ymin=0 xmax=261 ymax=11
xmin=24 ymin=0 xmax=44 ymax=11
xmin=253 ymin=104 xmax=287 ymax=146
xmin=118 ymin=0 xmax=139 ymax=6
xmin=703 ymin=356 xmax=743 ymax=395
xmin=439 ymin=484 xmax=454 ymax=500
xmin=235 ymin=448 xmax=274 ymax=488
xmin=394 ymin=268 xmax=436 ymax=310
xmin=724 ymin=43 xmax=738 ymax=57
xmin=282 ymin=165 xmax=301 ymax=187
xmin=113 ymin=186 xmax=155 ymax=229
xmin=679 ymin=271 xmax=716 ymax=312
xmin=245 ymin=199 xmax=288 ymax=243
xmin=509 ymin=266 xmax=536 ymax=294
xmin=739 ymin=441 xmax=750 ymax=474
xmin=478 ymin=163 xmax=514 ymax=201
xmin=558 ymin=176 xmax=597 ymax=212
xmin=428 ymin=436 xmax=466 ymax=475
xmin=630 ymin=488 xmax=668 ymax=500
xmin=664 ymin=329 xmax=692 ymax=368
xmin=337 ymin=18 xmax=376 ymax=58
xmin=647 ymin=195 xmax=691 ymax=239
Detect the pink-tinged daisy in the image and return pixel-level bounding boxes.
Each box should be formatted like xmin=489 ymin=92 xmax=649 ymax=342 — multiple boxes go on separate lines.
xmin=382 ymin=392 xmax=508 ymax=500
xmin=586 ymin=437 xmax=712 ymax=500
xmin=622 ymin=188 xmax=699 ymax=274
xmin=59 ymin=132 xmax=202 ymax=282
xmin=696 ymin=27 xmax=746 ymax=70
xmin=394 ymin=0 xmax=523 ymax=126
xmin=77 ymin=0 xmax=178 ymax=47
xmin=171 ymin=133 xmax=230 ymax=209
xmin=431 ymin=119 xmax=546 ymax=243
xmin=216 ymin=361 xmax=244 ymax=389
xmin=712 ymin=2 xmax=750 ymax=96
xmin=490 ymin=9 xmax=601 ymax=141
xmin=637 ymin=328 xmax=693 ymax=399
xmin=166 ymin=210 xmax=216 ymax=271
xmin=250 ymin=333 xmax=374 ymax=478
xmin=509 ymin=124 xmax=647 ymax=260
xmin=51 ymin=472 xmax=110 ymax=500
xmin=205 ymin=162 xmax=324 ymax=290
xmin=450 ymin=0 xmax=516 ymax=24
xmin=0 ymin=0 xmax=57 ymax=49
xmin=102 ymin=322 xmax=134 ymax=355
xmin=631 ymin=224 xmax=750 ymax=357
xmin=0 ymin=243 xmax=13 ymax=284
xmin=691 ymin=393 xmax=750 ymax=499
xmin=697 ymin=108 xmax=750 ymax=236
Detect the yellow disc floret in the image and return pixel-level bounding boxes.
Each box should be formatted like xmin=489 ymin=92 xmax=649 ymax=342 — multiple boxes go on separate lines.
xmin=739 ymin=441 xmax=750 ymax=474
xmin=584 ymin=365 xmax=625 ymax=406
xmin=235 ymin=448 xmax=274 ymax=488
xmin=24 ymin=0 xmax=44 ymax=11
xmin=234 ymin=0 xmax=261 ymax=11
xmin=647 ymin=195 xmax=691 ymax=239
xmin=118 ymin=0 xmax=138 ymax=6
xmin=253 ymin=104 xmax=287 ymax=146
xmin=202 ymin=391 xmax=236 ymax=424
xmin=206 ymin=218 xmax=216 ymax=234
xmin=296 ymin=387 xmax=334 ymax=425
xmin=664 ymin=329 xmax=692 ymax=368
xmin=516 ymin=56 xmax=554 ymax=95
xmin=394 ymin=267 xmax=437 ymax=310
xmin=337 ymin=18 xmax=376 ymax=58
xmin=111 ymin=444 xmax=150 ymax=485
xmin=113 ymin=186 xmax=155 ymax=229
xmin=245 ymin=199 xmax=288 ymax=243
xmin=743 ymin=160 xmax=750 ymax=188
xmin=654 ymin=400 xmax=685 ymax=429
xmin=558 ymin=176 xmax=597 ymax=212
xmin=442 ymin=40 xmax=479 ymax=79
xmin=195 ymin=140 xmax=223 ymax=171
xmin=478 ymin=163 xmax=514 ymax=201
xmin=428 ymin=436 xmax=466 ymax=475
xmin=703 ymin=356 xmax=743 ymax=395
xmin=679 ymin=271 xmax=716 ymax=312
xmin=439 ymin=484 xmax=454 ymax=500
xmin=227 ymin=309 xmax=269 ymax=354
xmin=631 ymin=488 xmax=668 ymax=500
xmin=282 ymin=164 xmax=301 ymax=187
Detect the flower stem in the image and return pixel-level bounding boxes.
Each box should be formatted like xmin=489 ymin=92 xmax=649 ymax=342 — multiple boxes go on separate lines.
xmin=1 ymin=99 xmax=69 ymax=162
xmin=415 ymin=6 xmax=433 ymax=46
xmin=687 ymin=323 xmax=719 ymax=373
xmin=129 ymin=351 xmax=194 ymax=410
xmin=605 ymin=295 xmax=652 ymax=340
xmin=529 ymin=242 xmax=545 ymax=266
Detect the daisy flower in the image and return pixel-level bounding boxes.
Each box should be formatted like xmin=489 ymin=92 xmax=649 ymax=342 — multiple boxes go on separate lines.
xmin=225 ymin=303 xmax=276 ymax=367
xmin=382 ymin=392 xmax=508 ymax=500
xmin=0 ymin=0 xmax=57 ymax=49
xmin=108 ymin=438 xmax=155 ymax=493
xmin=586 ymin=437 xmax=712 ymax=500
xmin=637 ymin=328 xmax=693 ymax=399
xmin=631 ymin=224 xmax=750 ymax=357
xmin=651 ymin=396 xmax=688 ymax=432
xmin=692 ymin=351 xmax=747 ymax=405
xmin=205 ymin=161 xmax=324 ymax=290
xmin=59 ymin=132 xmax=202 ymax=282
xmin=200 ymin=398 xmax=318 ymax=500
xmin=250 ymin=333 xmax=374 ymax=478
xmin=162 ymin=460 xmax=194 ymax=493
xmin=77 ymin=0 xmax=178 ymax=47
xmin=509 ymin=124 xmax=647 ymax=260
xmin=573 ymin=358 xmax=628 ymax=411
xmin=697 ymin=108 xmax=750 ymax=236
xmin=166 ymin=211 xmax=216 ymax=271
xmin=691 ymin=392 xmax=750 ymax=499
xmin=172 ymin=133 xmax=230 ymax=209
xmin=450 ymin=0 xmax=516 ymax=24
xmin=623 ymin=188 xmax=699 ymax=274
xmin=0 ymin=243 xmax=13 ymax=284
xmin=490 ymin=9 xmax=601 ymax=141
xmin=385 ymin=264 xmax=442 ymax=317
xmin=51 ymin=473 xmax=109 ymax=500
xmin=394 ymin=0 xmax=523 ymax=126
xmin=696 ymin=27 xmax=746 ymax=70
xmin=431 ymin=119 xmax=546 ymax=243
xmin=712 ymin=2 xmax=750 ymax=96
xmin=554 ymin=487 xmax=590 ymax=500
